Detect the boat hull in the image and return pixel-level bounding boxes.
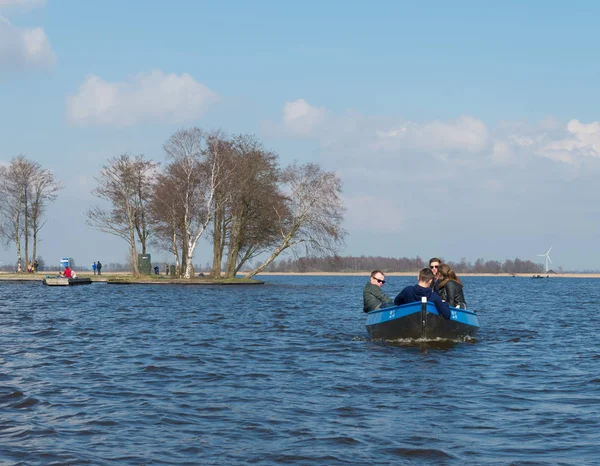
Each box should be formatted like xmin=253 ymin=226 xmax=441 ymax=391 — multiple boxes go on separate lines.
xmin=365 ymin=301 xmax=479 ymax=340
xmin=42 ymin=277 xmax=92 ymax=286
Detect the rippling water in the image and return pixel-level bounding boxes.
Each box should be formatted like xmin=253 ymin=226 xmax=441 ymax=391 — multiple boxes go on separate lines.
xmin=1 ymin=275 xmax=598 ymax=465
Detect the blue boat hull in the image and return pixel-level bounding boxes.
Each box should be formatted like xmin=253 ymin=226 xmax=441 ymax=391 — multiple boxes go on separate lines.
xmin=365 ymin=301 xmax=479 ymax=340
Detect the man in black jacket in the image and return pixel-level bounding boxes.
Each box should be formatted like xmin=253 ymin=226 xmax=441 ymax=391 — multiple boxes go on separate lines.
xmin=363 ymin=270 xmax=393 ymax=312
xmin=394 ymin=268 xmax=451 ymax=320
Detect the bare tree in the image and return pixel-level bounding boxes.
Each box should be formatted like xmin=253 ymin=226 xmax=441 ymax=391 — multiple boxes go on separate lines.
xmin=30 ymin=166 xmax=63 ymax=263
xmin=221 ymin=134 xmax=284 ymax=278
xmin=160 ymin=128 xmax=229 ymax=279
xmin=149 ymin=171 xmax=185 ymax=275
xmin=0 ymin=155 xmax=61 ymax=271
xmin=227 ymin=186 xmax=288 ymax=277
xmin=86 ymin=154 xmax=158 ymax=277
xmin=243 ymin=162 xmax=346 ymax=279
xmin=0 ymin=158 xmax=28 ymax=269
xmin=206 ymin=134 xmax=235 ymax=278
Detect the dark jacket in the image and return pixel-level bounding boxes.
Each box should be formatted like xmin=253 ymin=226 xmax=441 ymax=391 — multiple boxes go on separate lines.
xmin=393 ymin=284 xmax=451 ymax=320
xmin=439 ymin=280 xmax=466 ymax=309
xmin=363 ymin=282 xmax=393 ymax=313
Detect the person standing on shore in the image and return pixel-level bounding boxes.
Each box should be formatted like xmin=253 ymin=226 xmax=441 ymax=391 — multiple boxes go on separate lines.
xmin=363 ymin=270 xmax=393 ymax=312
xmin=97 ymin=261 xmax=102 ymax=275
xmin=92 ymin=262 xmax=97 ymax=275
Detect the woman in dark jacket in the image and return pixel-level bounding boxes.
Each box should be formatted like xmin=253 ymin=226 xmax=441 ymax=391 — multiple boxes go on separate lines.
xmin=437 ymin=264 xmax=467 ymax=309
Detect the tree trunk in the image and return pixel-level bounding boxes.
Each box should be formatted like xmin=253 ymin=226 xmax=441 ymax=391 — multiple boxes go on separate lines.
xmin=32 ymin=226 xmax=37 ymax=266
xmin=224 ymin=217 xmax=241 ymax=278
xmin=170 ymin=229 xmax=179 ymax=272
xmin=210 ymin=207 xmax=224 ymax=278
xmin=243 ymin=243 xmax=288 ymax=279
xmin=23 ymin=191 xmax=29 ymax=268
xmin=234 ymin=248 xmax=255 ymax=275
xmin=16 ymin=238 xmax=22 ymax=273
xmin=129 ymin=228 xmax=140 ymax=277
xmin=184 ymin=238 xmax=196 ymax=279
xmin=180 ymin=230 xmax=188 ymax=278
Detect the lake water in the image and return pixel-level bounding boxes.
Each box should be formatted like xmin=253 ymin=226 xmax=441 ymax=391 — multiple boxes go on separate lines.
xmin=1 ymin=275 xmax=598 ymax=465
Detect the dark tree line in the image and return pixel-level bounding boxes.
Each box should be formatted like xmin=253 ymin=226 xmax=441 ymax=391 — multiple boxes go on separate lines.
xmin=265 ymin=255 xmax=547 ymax=274
xmin=87 ymin=127 xmax=346 ymax=278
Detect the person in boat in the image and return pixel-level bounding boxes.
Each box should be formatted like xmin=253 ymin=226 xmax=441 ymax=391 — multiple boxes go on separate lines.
xmin=363 ymin=270 xmax=393 ymax=312
xmin=437 ymin=264 xmax=467 ymax=309
xmin=428 ymin=257 xmax=442 ymax=293
xmin=393 ymin=267 xmax=451 ymax=320
xmin=62 ymin=266 xmax=74 ymax=278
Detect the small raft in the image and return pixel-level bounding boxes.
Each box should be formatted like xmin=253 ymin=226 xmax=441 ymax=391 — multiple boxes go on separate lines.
xmin=42 ymin=277 xmax=92 ymax=286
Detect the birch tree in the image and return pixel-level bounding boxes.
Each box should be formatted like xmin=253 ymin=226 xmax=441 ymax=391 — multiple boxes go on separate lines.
xmin=161 ymin=128 xmax=228 ymax=279
xmin=0 ymin=155 xmax=61 ymax=271
xmin=0 ymin=158 xmax=28 ymax=270
xmin=243 ymin=162 xmax=346 ymax=279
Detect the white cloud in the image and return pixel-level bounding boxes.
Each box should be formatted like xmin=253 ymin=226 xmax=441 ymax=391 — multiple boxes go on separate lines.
xmin=501 ymin=118 xmax=600 ymax=164
xmin=274 ymin=99 xmax=490 ymax=159
xmin=375 ymin=116 xmax=489 ymax=155
xmin=66 ymin=70 xmax=219 ymax=127
xmin=274 ymin=99 xmax=600 ymax=169
xmin=543 ymin=119 xmax=600 ymax=160
xmin=0 ymin=15 xmax=55 ymax=72
xmin=282 ymin=98 xmax=327 ymax=135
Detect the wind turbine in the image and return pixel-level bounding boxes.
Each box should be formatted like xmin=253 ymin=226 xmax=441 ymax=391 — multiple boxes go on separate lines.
xmin=538 ymin=246 xmax=552 ymax=273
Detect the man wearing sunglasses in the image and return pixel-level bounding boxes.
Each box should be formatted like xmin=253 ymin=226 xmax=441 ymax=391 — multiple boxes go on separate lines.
xmin=363 ymin=270 xmax=393 ymax=312
xmin=429 ymin=257 xmax=442 ymax=293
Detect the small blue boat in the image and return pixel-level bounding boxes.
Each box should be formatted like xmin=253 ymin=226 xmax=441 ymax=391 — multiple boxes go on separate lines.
xmin=365 ymin=299 xmax=479 ymax=340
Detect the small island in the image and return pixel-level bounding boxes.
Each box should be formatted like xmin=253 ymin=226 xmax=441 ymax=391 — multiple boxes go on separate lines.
xmin=0 ymin=272 xmax=264 ymax=286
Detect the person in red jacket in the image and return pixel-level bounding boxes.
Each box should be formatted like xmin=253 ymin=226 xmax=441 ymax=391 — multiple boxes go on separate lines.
xmin=63 ymin=266 xmax=73 ymax=278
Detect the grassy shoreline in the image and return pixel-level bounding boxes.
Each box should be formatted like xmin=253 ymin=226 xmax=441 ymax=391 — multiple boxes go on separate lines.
xmin=0 ymin=272 xmax=263 ymax=285
xmin=2 ymin=271 xmax=597 ymax=282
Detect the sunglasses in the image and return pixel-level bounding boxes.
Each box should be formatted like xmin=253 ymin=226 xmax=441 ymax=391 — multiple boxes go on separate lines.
xmin=374 ymin=278 xmax=386 ymax=284
xmin=430 ymin=265 xmax=439 ymax=269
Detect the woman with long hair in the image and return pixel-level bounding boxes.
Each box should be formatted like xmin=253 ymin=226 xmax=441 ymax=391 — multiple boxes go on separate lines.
xmin=437 ymin=264 xmax=467 ymax=309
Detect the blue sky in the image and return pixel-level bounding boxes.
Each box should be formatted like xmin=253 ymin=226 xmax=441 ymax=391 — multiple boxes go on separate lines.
xmin=2 ymin=0 xmax=600 ymax=271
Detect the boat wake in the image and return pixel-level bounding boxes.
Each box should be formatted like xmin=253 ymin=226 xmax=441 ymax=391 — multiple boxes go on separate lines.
xmin=375 ymin=335 xmax=478 ymax=349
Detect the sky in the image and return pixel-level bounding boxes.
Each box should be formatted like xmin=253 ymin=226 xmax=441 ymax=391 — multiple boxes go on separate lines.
xmin=2 ymin=0 xmax=600 ymax=271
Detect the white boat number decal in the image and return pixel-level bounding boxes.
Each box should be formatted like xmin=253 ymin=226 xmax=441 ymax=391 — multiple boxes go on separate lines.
xmin=451 ymin=310 xmax=458 ymax=320
xmin=389 ymin=310 xmax=395 ymax=318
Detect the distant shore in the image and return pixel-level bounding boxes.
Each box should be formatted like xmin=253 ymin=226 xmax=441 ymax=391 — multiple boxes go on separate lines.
xmin=256 ymin=272 xmax=600 ymax=278
xmin=2 ymin=271 xmax=598 ymax=280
